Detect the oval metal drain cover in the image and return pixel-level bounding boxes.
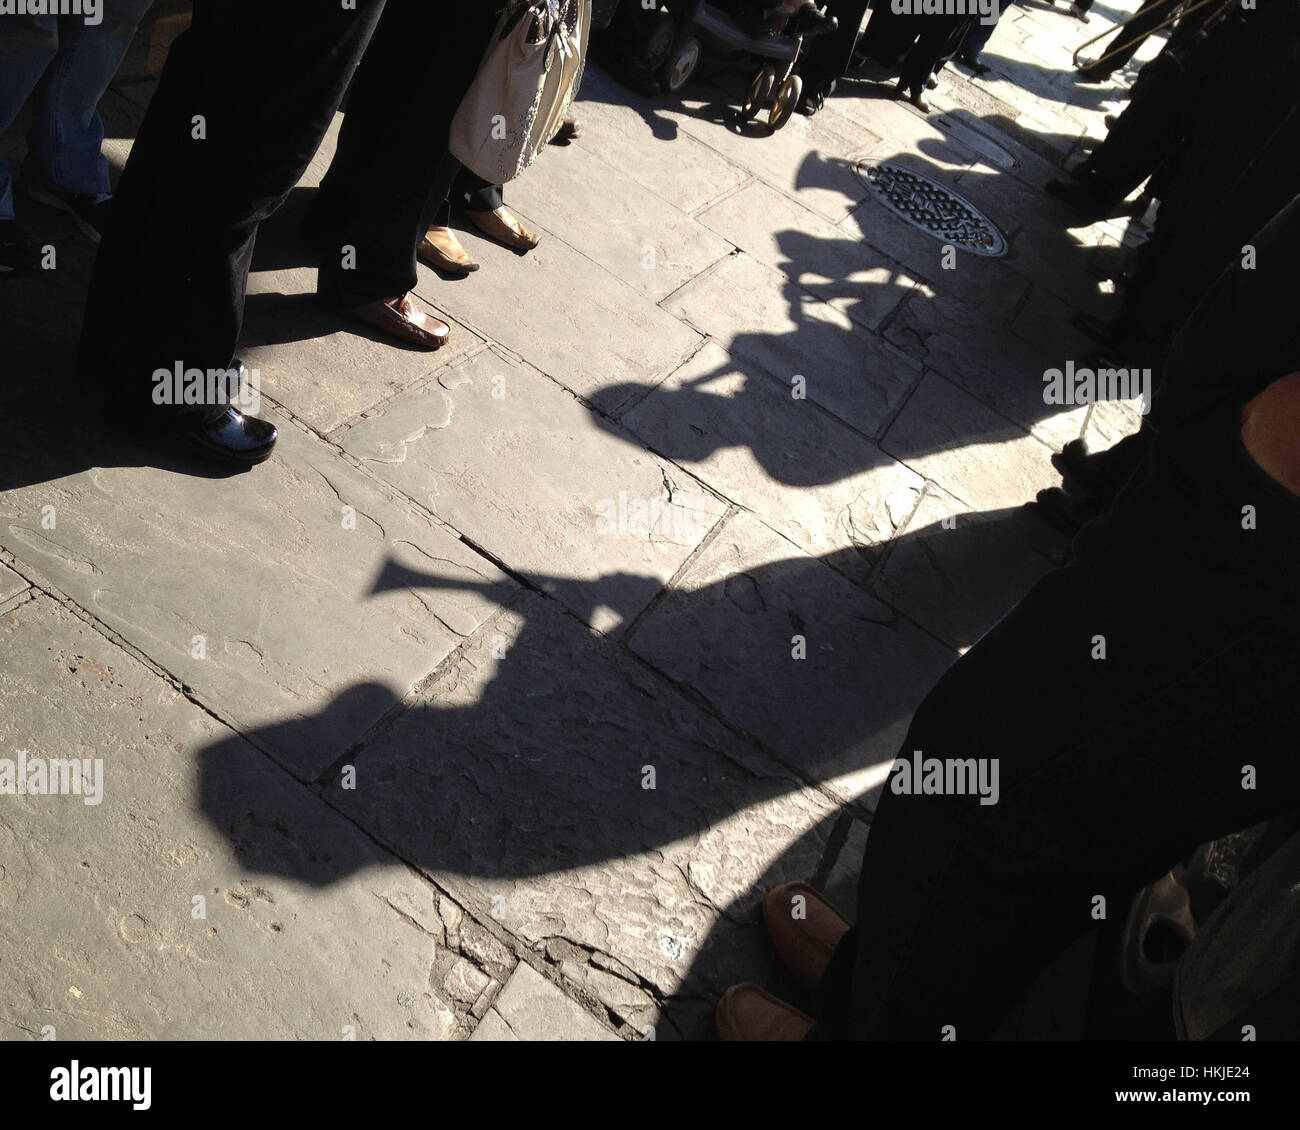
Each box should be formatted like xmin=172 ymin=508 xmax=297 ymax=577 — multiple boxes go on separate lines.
xmin=854 ymin=160 xmax=1008 ymax=257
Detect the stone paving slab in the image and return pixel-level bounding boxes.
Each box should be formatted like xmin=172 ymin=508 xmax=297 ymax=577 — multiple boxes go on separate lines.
xmin=241 ymin=267 xmax=482 ymax=437
xmin=670 ymin=93 xmax=877 ymax=224
xmin=839 ymin=181 xmax=1034 ymax=329
xmin=412 ymin=214 xmax=701 ymax=403
xmin=323 ymin=591 xmax=841 ymax=1027
xmin=571 ymin=66 xmax=752 ymax=215
xmin=627 ymin=511 xmax=955 ymax=809
xmin=0 ymin=562 xmax=27 ymax=606
xmin=695 ymin=178 xmax=919 ymax=333
xmin=822 ymin=89 xmax=980 ymax=178
xmin=873 ymin=486 xmax=1067 ymax=652
xmin=881 ymin=285 xmax=1084 ymax=453
xmin=948 ymin=161 xmax=1114 ymax=310
xmin=618 ymin=341 xmax=924 ymax=582
xmin=0 ymin=597 xmax=459 ymax=1040
xmin=0 ymin=3 xmax=1169 ymax=1039
xmin=506 ymin=134 xmax=733 ymax=302
xmin=927 ymin=100 xmax=1063 ymax=188
xmin=1011 ymin=283 xmax=1101 ymax=361
xmin=881 ymin=372 xmax=1060 ymax=512
xmin=0 ymin=410 xmax=511 ymax=781
xmin=470 ymin=962 xmax=618 ymax=1042
xmin=662 ymin=251 xmax=922 ymax=440
xmin=337 ymin=347 xmax=728 ymax=633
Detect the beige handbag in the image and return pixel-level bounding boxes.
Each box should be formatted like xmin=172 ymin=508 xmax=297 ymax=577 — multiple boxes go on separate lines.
xmin=449 ymin=0 xmax=591 ymax=185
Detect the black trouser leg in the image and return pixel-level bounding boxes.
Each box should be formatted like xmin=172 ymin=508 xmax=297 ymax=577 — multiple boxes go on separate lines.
xmin=799 ymin=0 xmax=871 ymax=94
xmin=453 ymin=169 xmax=505 ymax=214
xmin=312 ymin=2 xmax=501 ymax=311
xmin=899 ymin=14 xmax=963 ymax=93
xmin=80 ymin=0 xmax=385 ymax=426
xmin=1089 ymin=0 xmax=1178 ymax=75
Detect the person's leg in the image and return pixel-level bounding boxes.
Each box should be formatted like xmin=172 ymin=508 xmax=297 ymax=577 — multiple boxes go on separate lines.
xmin=813 ymin=198 xmax=1300 ymax=1040
xmin=0 ymin=12 xmax=59 ymax=222
xmin=797 ymin=0 xmax=871 ymax=103
xmin=958 ymin=0 xmax=1015 ymax=65
xmin=23 ymin=0 xmax=155 ymax=203
xmin=80 ymin=0 xmax=386 ymax=429
xmin=1081 ymin=0 xmax=1178 ymax=78
xmin=898 ymin=13 xmax=961 ymax=102
xmin=453 ymin=169 xmax=504 ymax=214
xmin=815 ymin=440 xmax=1300 ymax=1038
xmin=312 ymin=2 xmax=502 ymax=312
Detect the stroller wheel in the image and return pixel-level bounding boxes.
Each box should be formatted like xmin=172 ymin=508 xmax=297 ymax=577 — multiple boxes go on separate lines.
xmin=741 ymin=67 xmax=777 ymax=120
xmin=660 ymin=35 xmax=702 ymax=94
xmin=769 ymin=74 xmax=803 ymax=131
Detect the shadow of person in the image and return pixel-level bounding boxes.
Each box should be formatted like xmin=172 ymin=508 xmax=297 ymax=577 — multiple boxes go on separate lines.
xmin=196 ymin=501 xmax=1065 ymax=1037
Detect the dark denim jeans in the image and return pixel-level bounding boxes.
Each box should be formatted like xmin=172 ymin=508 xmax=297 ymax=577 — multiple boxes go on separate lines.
xmin=0 ymin=0 xmax=154 ymax=219
xmin=813 ymin=197 xmax=1300 ymax=1040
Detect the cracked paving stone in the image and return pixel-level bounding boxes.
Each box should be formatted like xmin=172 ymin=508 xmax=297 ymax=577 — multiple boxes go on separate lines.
xmin=338 ymin=348 xmax=727 ymax=633
xmin=662 ymin=252 xmax=923 ymax=441
xmin=882 ymin=286 xmax=1084 ymax=452
xmin=881 ymin=372 xmax=1060 ymax=512
xmin=569 ymin=67 xmax=749 ymax=215
xmin=323 ymin=590 xmax=840 ymax=1009
xmin=470 ymin=962 xmax=616 ymax=1042
xmin=837 ymin=197 xmax=1031 ymax=329
xmin=0 ymin=597 xmax=458 ymax=1040
xmin=0 ymin=561 xmax=28 ymax=605
xmin=874 ymin=485 xmax=1067 ymax=652
xmin=412 ymin=222 xmax=699 ymax=405
xmin=443 ymin=958 xmax=491 ymax=1006
xmin=506 ymin=139 xmax=732 ymax=303
xmin=241 ymin=267 xmax=482 ymax=436
xmin=0 ymin=405 xmax=512 ymax=780
xmin=670 ymin=92 xmax=874 ymax=225
xmin=695 ymin=180 xmax=919 ymax=333
xmin=619 ymin=342 xmax=924 ymax=582
xmin=627 ymin=511 xmax=956 ymax=809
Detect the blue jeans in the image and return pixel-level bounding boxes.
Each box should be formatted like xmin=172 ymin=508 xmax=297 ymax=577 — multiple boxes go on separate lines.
xmin=961 ymin=0 xmax=1016 ymax=60
xmin=0 ymin=0 xmax=154 ymax=219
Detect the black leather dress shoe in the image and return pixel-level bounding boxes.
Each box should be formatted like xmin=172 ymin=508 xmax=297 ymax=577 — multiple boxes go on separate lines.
xmin=181 ymin=407 xmax=278 ymax=466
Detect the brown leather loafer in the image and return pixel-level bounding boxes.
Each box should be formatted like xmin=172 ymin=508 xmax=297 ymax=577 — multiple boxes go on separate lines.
xmin=761 ymin=881 xmax=851 ymax=989
xmin=715 ymin=984 xmax=815 ymax=1041
xmin=466 ymin=206 xmax=540 ymax=252
xmin=346 ymin=293 xmax=450 ymax=350
xmin=551 ymin=115 xmax=582 ymax=143
xmin=418 ymin=225 xmax=479 ymax=273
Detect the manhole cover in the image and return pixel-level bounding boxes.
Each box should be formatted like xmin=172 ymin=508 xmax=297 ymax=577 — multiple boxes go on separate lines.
xmin=854 ymin=160 xmax=1007 ymax=257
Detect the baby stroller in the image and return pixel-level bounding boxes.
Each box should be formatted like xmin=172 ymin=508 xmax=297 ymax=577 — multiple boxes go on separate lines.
xmin=658 ymin=1 xmax=837 ymax=130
